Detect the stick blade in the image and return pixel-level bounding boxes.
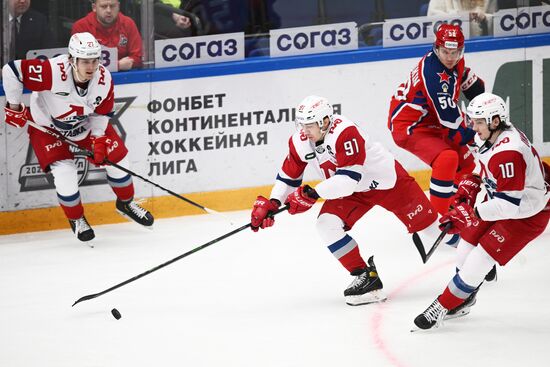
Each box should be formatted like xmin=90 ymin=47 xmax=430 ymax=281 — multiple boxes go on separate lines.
xmin=72 ymin=293 xmax=98 ymax=307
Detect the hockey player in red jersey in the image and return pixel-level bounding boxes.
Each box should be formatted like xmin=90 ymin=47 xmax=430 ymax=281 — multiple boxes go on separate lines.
xmin=250 ymin=95 xmax=455 ymax=306
xmin=2 ymin=32 xmax=154 ymax=242
xmin=388 ymin=24 xmax=485 ymax=219
xmin=414 ymin=93 xmax=550 ymax=330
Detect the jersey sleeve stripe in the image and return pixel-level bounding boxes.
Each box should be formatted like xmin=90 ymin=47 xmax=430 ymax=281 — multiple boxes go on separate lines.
xmin=493 ymin=192 xmax=521 ymax=206
xmin=335 ymin=169 xmax=362 ymax=182
xmin=276 ymin=174 xmax=302 ymax=187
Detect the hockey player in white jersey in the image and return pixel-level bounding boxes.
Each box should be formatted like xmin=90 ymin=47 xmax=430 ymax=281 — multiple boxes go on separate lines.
xmin=2 ymin=32 xmax=154 ymax=242
xmin=414 ymin=92 xmax=550 ymax=330
xmin=250 ymin=95 xmax=453 ymax=306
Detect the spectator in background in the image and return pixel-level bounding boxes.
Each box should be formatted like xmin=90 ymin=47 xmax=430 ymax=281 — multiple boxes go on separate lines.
xmin=8 ymin=0 xmax=55 ymax=60
xmin=72 ymin=0 xmax=142 ymax=71
xmin=428 ymin=0 xmax=498 ymax=36
xmin=154 ymin=0 xmax=202 ymax=39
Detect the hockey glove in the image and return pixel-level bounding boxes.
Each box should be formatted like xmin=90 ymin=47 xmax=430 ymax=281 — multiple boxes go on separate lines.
xmin=4 ymin=103 xmax=29 ymax=128
xmin=251 ymin=196 xmax=280 ymax=232
xmin=91 ymin=135 xmax=109 ymax=165
xmin=439 ymin=203 xmax=478 ymax=234
xmin=450 ymin=173 xmax=481 ymax=208
xmin=447 ymin=124 xmax=476 ymax=146
xmin=285 ymin=185 xmax=318 ymax=215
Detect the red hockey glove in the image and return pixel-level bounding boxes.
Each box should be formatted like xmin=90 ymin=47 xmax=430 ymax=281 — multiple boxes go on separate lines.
xmin=91 ymin=135 xmax=109 ymax=165
xmin=251 ymin=196 xmax=280 ymax=232
xmin=450 ymin=173 xmax=481 ymax=208
xmin=4 ymin=103 xmax=29 ymax=128
xmin=439 ymin=203 xmax=478 ymax=234
xmin=285 ymin=185 xmax=318 ymax=215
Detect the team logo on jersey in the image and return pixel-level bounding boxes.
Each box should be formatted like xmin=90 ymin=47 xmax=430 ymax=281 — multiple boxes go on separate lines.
xmin=18 ymin=96 xmax=135 ymax=192
xmin=489 ymin=229 xmax=506 ymax=243
xmin=119 ymin=34 xmax=128 ymax=47
xmin=437 ymin=71 xmax=451 ymax=84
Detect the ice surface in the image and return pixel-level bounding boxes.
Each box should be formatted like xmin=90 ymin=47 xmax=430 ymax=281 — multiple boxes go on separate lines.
xmin=1 ymin=205 xmax=549 ymax=367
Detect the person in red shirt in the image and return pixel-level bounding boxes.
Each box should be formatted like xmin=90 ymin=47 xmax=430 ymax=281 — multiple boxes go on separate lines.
xmin=71 ymin=0 xmax=143 ymax=71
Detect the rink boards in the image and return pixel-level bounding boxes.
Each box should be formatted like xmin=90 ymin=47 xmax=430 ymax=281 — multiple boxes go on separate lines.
xmin=1 ymin=34 xmax=550 ymax=234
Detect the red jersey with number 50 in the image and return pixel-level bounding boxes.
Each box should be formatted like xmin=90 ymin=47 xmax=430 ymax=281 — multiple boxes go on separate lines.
xmin=270 ymin=114 xmax=397 ymax=202
xmin=475 ymin=125 xmax=549 ymax=221
xmin=3 ymin=55 xmax=114 ymax=141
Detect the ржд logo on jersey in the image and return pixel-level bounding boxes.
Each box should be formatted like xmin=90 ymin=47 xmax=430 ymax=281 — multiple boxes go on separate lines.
xmin=18 ymin=97 xmax=135 ymax=192
xmin=406 ymin=204 xmax=423 ymax=219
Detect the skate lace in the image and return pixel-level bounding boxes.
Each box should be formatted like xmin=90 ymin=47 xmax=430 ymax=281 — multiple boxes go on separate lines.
xmin=424 ymin=300 xmax=445 ymax=323
xmin=127 ymin=200 xmax=148 ymax=219
xmin=74 ymin=217 xmax=91 ymax=233
xmin=348 ymin=271 xmax=369 ymax=290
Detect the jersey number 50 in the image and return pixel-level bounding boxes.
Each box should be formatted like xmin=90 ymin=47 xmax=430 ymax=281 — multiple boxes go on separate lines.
xmin=438 ymin=96 xmax=456 ymax=109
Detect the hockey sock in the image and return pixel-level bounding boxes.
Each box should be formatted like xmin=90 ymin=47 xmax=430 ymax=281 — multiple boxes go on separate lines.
xmin=438 ymin=273 xmax=476 ymax=310
xmin=106 ymin=157 xmax=134 ymax=202
xmin=327 ymin=234 xmax=367 ymax=273
xmin=107 ymin=173 xmax=134 ymax=202
xmin=430 ymin=150 xmax=459 ymax=215
xmin=57 ymin=191 xmax=84 ymax=220
xmin=50 ymin=159 xmax=84 ymax=220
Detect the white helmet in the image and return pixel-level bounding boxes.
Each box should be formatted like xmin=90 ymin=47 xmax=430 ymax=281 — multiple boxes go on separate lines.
xmin=295 ymin=95 xmax=333 ymax=129
xmin=68 ymin=32 xmax=102 ymax=60
xmin=466 ymin=92 xmax=509 ymax=127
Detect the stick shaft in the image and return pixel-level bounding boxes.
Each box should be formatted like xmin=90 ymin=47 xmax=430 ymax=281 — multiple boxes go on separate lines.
xmin=27 ymin=121 xmax=218 ymax=213
xmin=72 ymin=206 xmax=289 ymax=306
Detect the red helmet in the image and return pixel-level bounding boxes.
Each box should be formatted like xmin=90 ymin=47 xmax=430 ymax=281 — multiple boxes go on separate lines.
xmin=434 ymin=24 xmax=464 ymax=50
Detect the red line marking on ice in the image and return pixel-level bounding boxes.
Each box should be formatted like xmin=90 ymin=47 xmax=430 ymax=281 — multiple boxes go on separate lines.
xmin=370 ymin=259 xmax=454 ymax=367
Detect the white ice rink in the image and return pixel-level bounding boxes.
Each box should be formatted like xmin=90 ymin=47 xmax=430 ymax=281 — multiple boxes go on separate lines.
xmin=1 ymin=204 xmax=549 ymax=367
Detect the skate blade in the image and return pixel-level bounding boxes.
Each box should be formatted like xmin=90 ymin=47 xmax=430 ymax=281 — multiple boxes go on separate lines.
xmin=116 ymin=210 xmax=154 ymax=230
xmin=410 ymin=321 xmax=445 ymax=332
xmin=345 ymin=290 xmax=387 ymax=306
xmin=410 ymin=325 xmax=431 ymax=333
xmin=444 ymin=309 xmax=471 ymax=320
xmin=76 ymin=238 xmax=94 ymax=248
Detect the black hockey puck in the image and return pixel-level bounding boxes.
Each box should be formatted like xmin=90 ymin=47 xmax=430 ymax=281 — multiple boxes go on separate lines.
xmin=111 ymin=308 xmax=122 ymax=320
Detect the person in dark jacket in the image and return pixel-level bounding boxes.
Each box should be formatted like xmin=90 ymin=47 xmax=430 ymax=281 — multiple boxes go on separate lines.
xmin=8 ymin=0 xmax=55 ymax=60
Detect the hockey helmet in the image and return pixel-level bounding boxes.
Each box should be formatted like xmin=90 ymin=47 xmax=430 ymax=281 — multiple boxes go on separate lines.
xmin=295 ymin=95 xmax=333 ymax=130
xmin=434 ymin=24 xmax=465 ymax=50
xmin=466 ymin=92 xmax=509 ymax=127
xmin=68 ymin=32 xmax=102 ymax=60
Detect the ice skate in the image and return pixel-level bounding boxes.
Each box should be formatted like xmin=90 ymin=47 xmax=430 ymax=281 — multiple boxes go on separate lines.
xmin=116 ymin=199 xmax=154 ymax=227
xmin=445 ymin=290 xmax=478 ymax=320
xmin=413 ymin=298 xmax=448 ymax=330
xmin=69 ymin=216 xmax=95 ymax=246
xmin=344 ymin=256 xmax=387 ymax=306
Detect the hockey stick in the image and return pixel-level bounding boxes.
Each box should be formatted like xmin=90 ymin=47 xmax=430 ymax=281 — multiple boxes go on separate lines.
xmin=412 ymin=223 xmax=452 ymax=264
xmin=26 ymin=121 xmax=221 ymax=215
xmin=72 ymin=205 xmax=289 ymax=306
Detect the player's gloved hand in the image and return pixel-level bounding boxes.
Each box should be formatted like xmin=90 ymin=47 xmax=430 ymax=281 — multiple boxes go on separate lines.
xmin=439 ymin=203 xmax=478 ymax=234
xmin=4 ymin=103 xmax=29 ymax=128
xmin=285 ymin=185 xmax=318 ymax=215
xmin=450 ymin=173 xmax=481 ymax=208
xmin=250 ymin=196 xmax=280 ymax=232
xmin=447 ymin=124 xmax=476 ymax=146
xmin=91 ymin=135 xmax=109 ymax=165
